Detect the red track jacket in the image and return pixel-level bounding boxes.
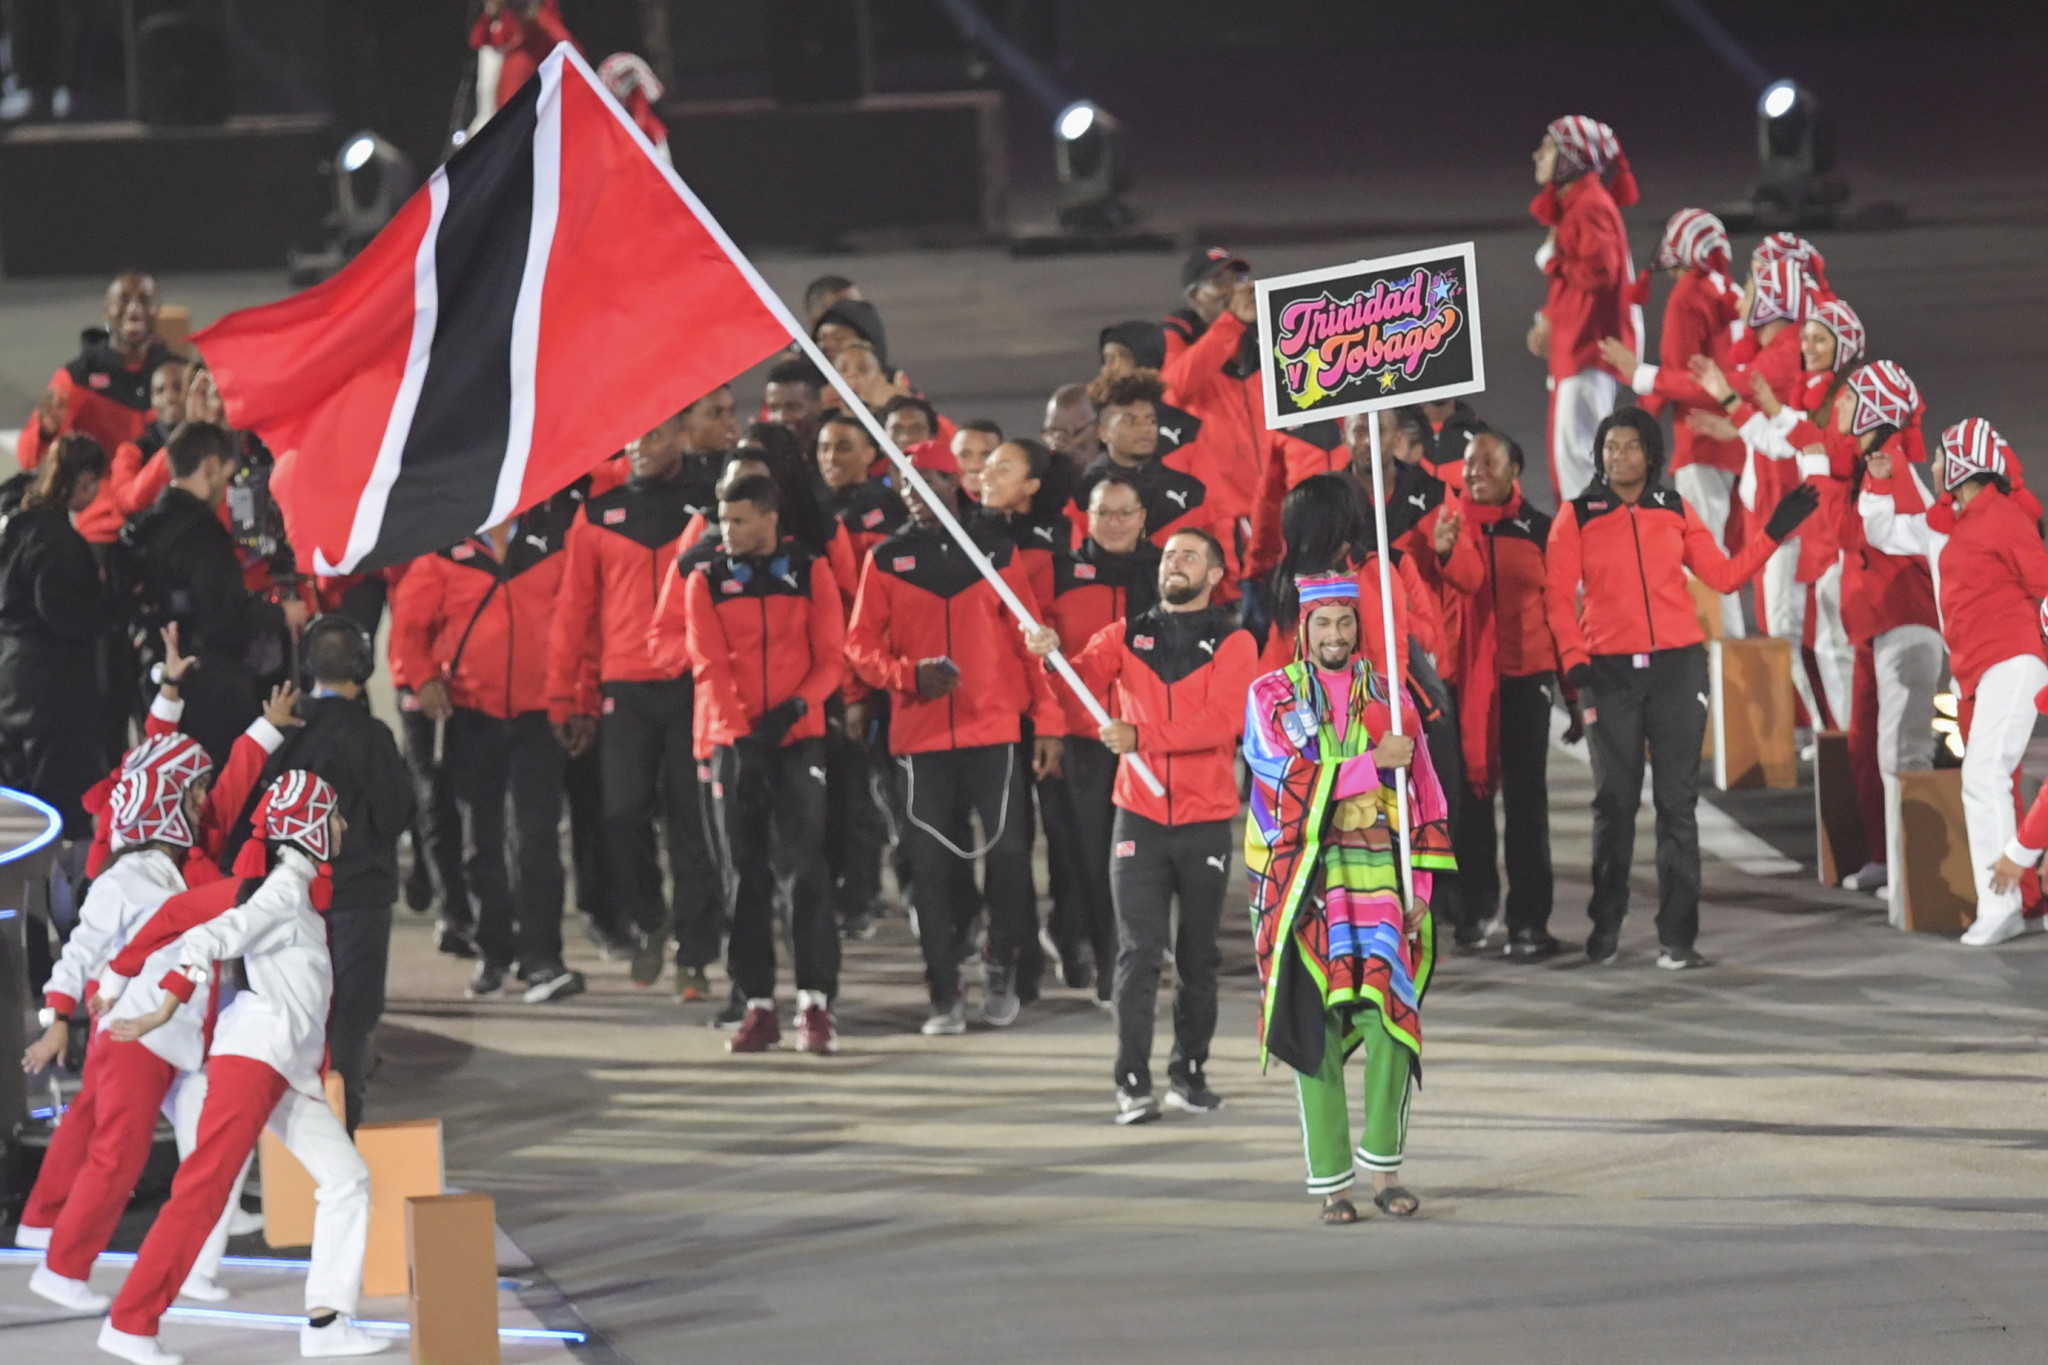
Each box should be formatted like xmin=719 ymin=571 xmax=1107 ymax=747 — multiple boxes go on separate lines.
xmin=547 ymin=474 xmax=711 ymax=723
xmin=1447 ymin=487 xmax=1561 ymax=796
xmin=1067 ymin=407 xmax=1241 ymax=590
xmin=390 ymin=511 xmax=570 ymax=721
xmin=1159 ymin=308 xmax=1274 ymax=517
xmin=1066 ymin=604 xmax=1260 ymax=826
xmin=673 ymin=539 xmax=842 ymax=749
xmin=19 ymin=339 xmax=176 ymax=544
xmin=1545 ymin=483 xmax=1779 ymax=675
xmin=1641 ymin=267 xmax=1744 ymax=475
xmin=845 ymin=521 xmax=1061 ymax=755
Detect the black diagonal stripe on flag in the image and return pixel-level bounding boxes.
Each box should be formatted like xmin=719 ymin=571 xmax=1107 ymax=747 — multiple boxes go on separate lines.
xmin=368 ymin=78 xmax=540 ymax=567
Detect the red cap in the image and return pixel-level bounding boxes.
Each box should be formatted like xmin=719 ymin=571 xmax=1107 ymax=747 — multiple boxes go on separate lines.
xmin=906 ymin=439 xmax=958 ymax=476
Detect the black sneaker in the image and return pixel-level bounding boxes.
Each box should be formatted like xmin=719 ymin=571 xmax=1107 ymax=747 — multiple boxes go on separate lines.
xmin=521 ymin=965 xmax=587 ymax=1003
xmin=435 ymin=924 xmax=478 ymax=960
xmin=842 ymin=911 xmax=877 ymax=942
xmin=1655 ymin=946 xmax=1710 ymax=971
xmin=1585 ymin=928 xmax=1619 ymax=965
xmin=1453 ymin=928 xmax=1490 ymax=952
xmin=465 ymin=962 xmax=507 ymax=998
xmin=629 ymin=936 xmax=666 ymax=988
xmin=1115 ymin=1088 xmax=1161 ymax=1125
xmin=1059 ymin=955 xmax=1095 ymax=991
xmin=1165 ymin=1064 xmax=1222 ymax=1113
xmin=710 ymin=988 xmax=748 ymax=1029
xmin=1505 ymin=929 xmax=1562 ymax=961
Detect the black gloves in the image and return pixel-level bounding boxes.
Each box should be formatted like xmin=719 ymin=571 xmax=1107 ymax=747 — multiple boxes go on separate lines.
xmin=1237 ymin=578 xmax=1272 ymax=649
xmin=750 ymin=697 xmax=808 ymax=748
xmin=1564 ymin=663 xmax=1592 ymax=692
xmin=1764 ymin=483 xmax=1821 ymax=542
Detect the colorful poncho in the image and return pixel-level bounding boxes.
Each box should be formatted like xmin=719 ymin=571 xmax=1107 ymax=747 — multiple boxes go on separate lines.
xmin=1243 ymin=658 xmax=1454 ymax=1079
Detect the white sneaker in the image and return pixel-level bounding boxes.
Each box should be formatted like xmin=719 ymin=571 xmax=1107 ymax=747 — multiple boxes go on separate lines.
xmin=1959 ymin=913 xmax=2025 ymax=947
xmin=919 ymin=1000 xmax=966 ymax=1036
xmin=1840 ymin=860 xmax=1888 ymax=892
xmin=13 ymin=1223 xmax=52 ymax=1249
xmin=0 ymin=85 xmax=32 ymax=121
xmin=300 ymin=1318 xmax=392 ymax=1357
xmin=97 ymin=1321 xmax=183 ymax=1365
xmin=50 ymin=86 xmax=71 ymax=119
xmin=30 ymin=1262 xmax=109 ymax=1312
xmin=227 ymin=1205 xmax=265 ymax=1237
xmin=179 ymin=1274 xmax=230 ymax=1302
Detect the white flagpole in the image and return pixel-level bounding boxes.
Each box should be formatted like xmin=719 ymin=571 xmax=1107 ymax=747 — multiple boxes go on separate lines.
xmin=1362 ymin=416 xmax=1416 ymax=916
xmin=560 ymin=43 xmax=1165 ymax=798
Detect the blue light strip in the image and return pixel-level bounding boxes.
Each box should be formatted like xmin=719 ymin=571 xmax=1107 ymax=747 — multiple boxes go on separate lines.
xmin=0 ymin=785 xmax=64 ymax=865
xmin=0 ymin=1248 xmax=525 ymax=1288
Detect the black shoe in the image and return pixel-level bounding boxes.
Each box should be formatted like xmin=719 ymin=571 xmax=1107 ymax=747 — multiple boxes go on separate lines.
xmin=521 ymin=965 xmax=587 ymax=1003
xmin=842 ymin=911 xmax=877 ymax=941
xmin=465 ymin=962 xmax=507 ymax=998
xmin=710 ymin=988 xmax=748 ymax=1029
xmin=1165 ymin=1063 xmax=1222 ymax=1113
xmin=629 ymin=936 xmax=666 ymax=988
xmin=403 ymin=867 xmax=434 ymax=914
xmin=1585 ymin=928 xmax=1619 ymax=965
xmin=1505 ymin=929 xmax=1562 ymax=961
xmin=435 ymin=924 xmax=478 ymax=960
xmin=1059 ymin=956 xmax=1094 ymax=991
xmin=1115 ymin=1088 xmax=1161 ymax=1125
xmin=1452 ymin=929 xmax=1490 ymax=952
xmin=1655 ymin=945 xmax=1709 ymax=971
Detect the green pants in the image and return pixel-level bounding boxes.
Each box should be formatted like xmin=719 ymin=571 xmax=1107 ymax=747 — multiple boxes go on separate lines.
xmin=1293 ymin=1007 xmax=1411 ymax=1195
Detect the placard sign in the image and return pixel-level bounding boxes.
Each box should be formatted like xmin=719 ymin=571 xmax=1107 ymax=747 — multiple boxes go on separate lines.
xmin=1256 ymin=241 xmax=1484 ymax=431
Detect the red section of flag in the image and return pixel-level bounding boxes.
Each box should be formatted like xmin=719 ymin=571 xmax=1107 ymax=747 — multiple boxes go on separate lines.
xmin=194 ymin=45 xmax=790 ymax=573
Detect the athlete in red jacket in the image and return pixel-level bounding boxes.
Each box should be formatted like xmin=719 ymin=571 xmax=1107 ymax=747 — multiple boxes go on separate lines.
xmin=1159 ymin=256 xmax=1270 ymax=521
xmin=1067 ymin=370 xmax=1240 ymax=593
xmin=1440 ymin=427 xmax=1568 ymax=959
xmin=1527 ymin=117 xmax=1641 ymax=501
xmin=1028 ymin=526 xmax=1259 ymax=1123
xmin=392 ymin=494 xmax=581 ymax=1003
xmin=1038 ymin=472 xmax=1160 ymax=1005
xmin=546 ymin=406 xmax=723 ymax=997
xmin=681 ymin=474 xmax=845 ymax=1055
xmin=845 ymin=443 xmax=1062 ymax=1034
xmin=471 ymin=0 xmax=578 ymax=112
xmin=1546 ymin=409 xmax=1816 ymax=967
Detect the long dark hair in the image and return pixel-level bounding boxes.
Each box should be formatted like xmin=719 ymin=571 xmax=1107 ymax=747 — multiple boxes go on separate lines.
xmin=730 ymin=423 xmax=831 ymax=553
xmin=1007 ymin=437 xmax=1073 ymax=523
xmin=1271 ymin=474 xmax=1363 ymax=624
xmin=23 ymin=433 xmax=110 ymax=513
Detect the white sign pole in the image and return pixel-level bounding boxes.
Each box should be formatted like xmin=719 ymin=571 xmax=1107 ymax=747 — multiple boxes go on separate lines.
xmin=1361 ymin=416 xmax=1415 ymax=920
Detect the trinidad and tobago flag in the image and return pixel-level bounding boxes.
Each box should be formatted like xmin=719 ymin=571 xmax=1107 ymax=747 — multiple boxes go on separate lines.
xmin=191 ymin=44 xmax=791 ymax=574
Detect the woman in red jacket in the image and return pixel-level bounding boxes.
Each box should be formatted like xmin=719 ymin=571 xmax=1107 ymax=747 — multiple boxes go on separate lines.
xmin=1546 ymin=408 xmax=1816 ymax=967
xmin=1527 ymin=115 xmax=1640 ymax=502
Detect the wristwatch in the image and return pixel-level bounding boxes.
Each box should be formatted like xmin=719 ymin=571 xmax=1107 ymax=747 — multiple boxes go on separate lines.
xmin=37 ymin=1007 xmax=58 ymax=1029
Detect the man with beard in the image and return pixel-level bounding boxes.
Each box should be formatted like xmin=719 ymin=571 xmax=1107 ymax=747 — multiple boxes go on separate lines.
xmin=1027 ymin=528 xmax=1258 ymax=1125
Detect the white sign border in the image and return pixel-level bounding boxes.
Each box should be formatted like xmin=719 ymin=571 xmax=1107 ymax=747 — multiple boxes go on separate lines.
xmin=1255 ymin=239 xmax=1486 ymax=432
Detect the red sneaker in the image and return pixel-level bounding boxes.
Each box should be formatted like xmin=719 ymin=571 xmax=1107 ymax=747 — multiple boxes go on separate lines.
xmin=726 ymin=1004 xmax=782 ymax=1053
xmin=794 ymin=1003 xmax=838 ymax=1055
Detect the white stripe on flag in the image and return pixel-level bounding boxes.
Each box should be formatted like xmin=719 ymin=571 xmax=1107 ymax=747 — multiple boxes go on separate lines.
xmin=321 ymin=173 xmax=450 ymax=576
xmin=488 ymin=54 xmax=564 ymax=531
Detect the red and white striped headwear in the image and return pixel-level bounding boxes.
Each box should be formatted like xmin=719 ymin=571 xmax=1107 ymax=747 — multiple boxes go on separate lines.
xmin=106 ymin=734 xmax=213 ymax=852
xmin=1651 ymin=208 xmax=1730 ymax=274
xmin=597 ymin=52 xmax=663 ymax=104
xmin=1846 ymin=361 xmax=1920 ymax=438
xmin=1545 ymin=116 xmax=1638 ymax=206
xmin=1940 ymin=418 xmax=2012 ymax=492
xmin=1809 ymin=299 xmax=1866 ymax=372
xmin=1754 ymin=232 xmax=1826 ymax=276
xmin=1747 ymin=259 xmax=1815 ymax=329
xmin=252 ymin=770 xmax=339 ymax=863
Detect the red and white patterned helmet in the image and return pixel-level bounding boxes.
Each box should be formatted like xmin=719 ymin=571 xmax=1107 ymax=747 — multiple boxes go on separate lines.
xmin=1753 ymin=231 xmax=1828 ymax=284
xmin=106 ymin=734 xmax=213 ymax=852
xmin=1809 ymin=299 xmax=1866 ymax=372
xmin=1846 ymin=361 xmax=1920 ymax=438
xmin=254 ymin=770 xmax=340 ymax=863
xmin=1747 ymin=259 xmax=1815 ymax=329
xmin=597 ymin=52 xmax=663 ymax=104
xmin=1651 ymin=208 xmax=1730 ymax=274
xmin=1546 ymin=115 xmax=1622 ymax=182
xmin=1941 ymin=418 xmax=2012 ymax=492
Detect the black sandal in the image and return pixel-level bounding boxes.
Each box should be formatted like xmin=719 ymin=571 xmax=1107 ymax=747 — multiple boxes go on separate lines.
xmin=1320 ymin=1196 xmax=1359 ymax=1225
xmin=1373 ymin=1185 xmax=1420 ymax=1218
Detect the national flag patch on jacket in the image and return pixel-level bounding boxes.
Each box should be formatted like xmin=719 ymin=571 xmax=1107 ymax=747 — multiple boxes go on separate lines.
xmin=191 ymin=44 xmax=789 ymax=574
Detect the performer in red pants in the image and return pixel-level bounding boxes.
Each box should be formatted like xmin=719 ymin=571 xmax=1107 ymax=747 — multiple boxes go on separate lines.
xmin=93 ymin=772 xmax=385 ymax=1365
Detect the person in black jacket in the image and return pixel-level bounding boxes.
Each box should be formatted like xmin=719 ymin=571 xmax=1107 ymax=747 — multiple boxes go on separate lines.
xmin=120 ymin=422 xmax=307 ymax=766
xmin=239 ymin=615 xmax=414 ymax=1131
xmin=0 ymin=433 xmax=111 ymax=836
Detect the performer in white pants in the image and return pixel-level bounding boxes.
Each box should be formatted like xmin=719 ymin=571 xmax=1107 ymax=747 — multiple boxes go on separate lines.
xmin=1862 ymin=409 xmax=2048 ymax=946
xmin=96 ymin=773 xmax=385 ymax=1365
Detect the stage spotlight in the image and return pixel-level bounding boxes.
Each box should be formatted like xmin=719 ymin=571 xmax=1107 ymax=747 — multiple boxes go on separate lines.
xmin=1053 ymin=100 xmax=1133 ymax=231
xmin=1753 ymin=79 xmax=1838 ymax=218
xmin=288 ymin=130 xmax=414 ymax=283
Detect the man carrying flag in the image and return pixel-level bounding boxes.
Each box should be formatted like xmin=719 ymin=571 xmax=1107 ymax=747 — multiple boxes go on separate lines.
xmin=1243 ymin=572 xmax=1455 ymax=1225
